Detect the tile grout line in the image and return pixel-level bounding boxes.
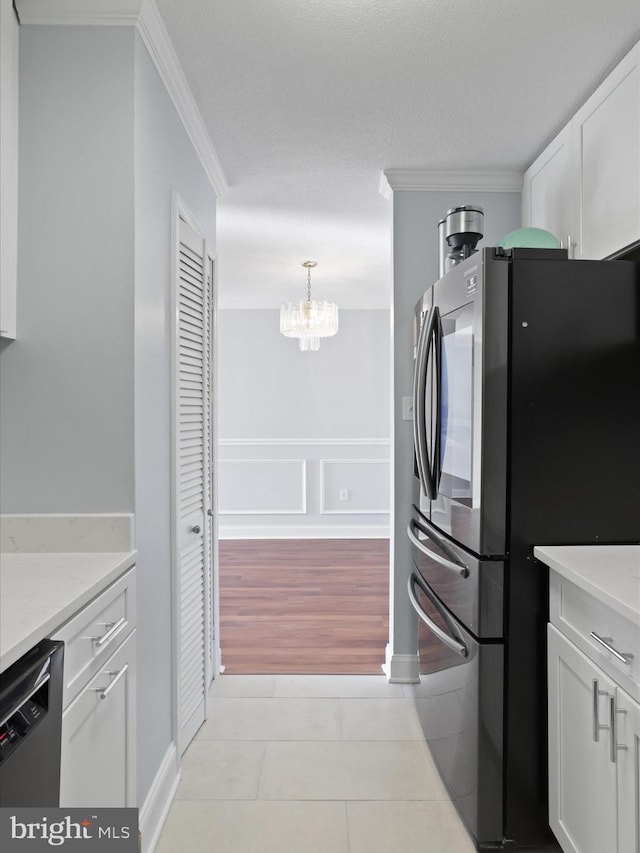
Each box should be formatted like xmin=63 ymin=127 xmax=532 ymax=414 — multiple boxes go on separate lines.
xmin=343 ymin=799 xmax=352 ymax=853
xmin=254 ymin=739 xmax=269 ymax=801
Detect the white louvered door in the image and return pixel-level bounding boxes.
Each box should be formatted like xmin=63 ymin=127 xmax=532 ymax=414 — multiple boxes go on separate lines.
xmin=175 ymin=214 xmax=214 ymax=755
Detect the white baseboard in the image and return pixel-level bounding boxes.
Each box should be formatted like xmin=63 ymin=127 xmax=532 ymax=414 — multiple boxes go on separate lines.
xmin=382 ymin=645 xmax=420 ymax=683
xmin=139 ymin=742 xmax=181 ymax=853
xmin=219 ymin=524 xmax=390 ymax=539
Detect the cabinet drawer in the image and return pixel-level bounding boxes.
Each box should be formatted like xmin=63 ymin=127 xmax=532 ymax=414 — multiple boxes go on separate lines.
xmin=550 ymin=574 xmax=640 ymax=702
xmin=60 ymin=629 xmax=136 ymax=808
xmin=54 ymin=568 xmax=136 ymax=707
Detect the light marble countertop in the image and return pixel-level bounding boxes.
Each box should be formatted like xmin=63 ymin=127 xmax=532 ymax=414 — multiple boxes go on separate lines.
xmin=0 ymin=550 xmax=136 ymax=673
xmin=0 ymin=514 xmax=136 ymax=673
xmin=534 ymin=544 xmax=640 ymax=626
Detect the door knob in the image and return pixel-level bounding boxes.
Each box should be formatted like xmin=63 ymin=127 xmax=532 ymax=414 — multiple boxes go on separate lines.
xmin=191 ymin=525 xmax=201 ymax=534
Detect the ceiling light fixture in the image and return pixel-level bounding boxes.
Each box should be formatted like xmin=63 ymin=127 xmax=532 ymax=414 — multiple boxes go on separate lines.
xmin=279 ymin=261 xmax=338 ymax=351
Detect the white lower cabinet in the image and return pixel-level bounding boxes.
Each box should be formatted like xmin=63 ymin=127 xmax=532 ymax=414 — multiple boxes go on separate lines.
xmin=548 ymin=624 xmax=618 ymax=853
xmin=616 ymin=687 xmax=640 ymax=853
xmin=54 ymin=566 xmax=137 ymax=808
xmin=60 ymin=630 xmax=136 ymax=807
xmin=548 ymin=616 xmax=640 ymax=853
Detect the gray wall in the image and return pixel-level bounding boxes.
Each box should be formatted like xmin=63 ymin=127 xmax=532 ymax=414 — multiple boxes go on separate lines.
xmin=0 ymin=23 xmax=218 ymax=812
xmin=217 ymin=308 xmax=391 ymax=537
xmin=218 ymin=308 xmax=390 ymax=439
xmin=390 ymin=192 xmax=522 ymax=660
xmin=134 ymin=33 xmax=216 ymax=804
xmin=0 ymin=26 xmax=135 ymax=511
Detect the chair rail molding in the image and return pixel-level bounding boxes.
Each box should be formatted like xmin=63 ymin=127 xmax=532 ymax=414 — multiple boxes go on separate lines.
xmin=219 ymin=437 xmax=391 ymax=446
xmin=14 ymin=0 xmax=228 ymax=198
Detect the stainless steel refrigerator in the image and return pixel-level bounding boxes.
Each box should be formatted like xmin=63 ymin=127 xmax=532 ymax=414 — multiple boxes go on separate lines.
xmin=408 ymin=247 xmax=640 ymax=850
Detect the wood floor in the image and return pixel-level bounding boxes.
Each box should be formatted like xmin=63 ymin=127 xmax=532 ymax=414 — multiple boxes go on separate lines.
xmin=218 ymin=539 xmax=389 ymax=674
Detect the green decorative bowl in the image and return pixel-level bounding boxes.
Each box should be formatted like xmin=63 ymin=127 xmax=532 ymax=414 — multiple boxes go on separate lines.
xmin=496 ymin=227 xmax=561 ymax=249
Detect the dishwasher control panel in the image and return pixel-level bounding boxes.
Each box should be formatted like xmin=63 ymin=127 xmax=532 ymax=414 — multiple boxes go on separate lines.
xmin=0 ymin=697 xmax=46 ymax=764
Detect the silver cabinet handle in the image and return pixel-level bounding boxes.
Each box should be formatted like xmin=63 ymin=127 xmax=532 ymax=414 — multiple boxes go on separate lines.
xmin=590 ymin=632 xmax=634 ymax=665
xmin=609 ymin=695 xmax=628 ymax=763
xmin=92 ymin=617 xmax=126 ymax=648
xmin=593 ymin=679 xmax=610 ymax=742
xmin=561 ymin=234 xmax=576 ymax=258
xmin=95 ymin=664 xmax=128 ymax=700
xmin=192 ymin=525 xmax=201 ymax=534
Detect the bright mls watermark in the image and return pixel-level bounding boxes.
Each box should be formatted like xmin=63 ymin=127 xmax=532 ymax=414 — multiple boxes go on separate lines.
xmin=0 ymin=809 xmax=138 ymax=850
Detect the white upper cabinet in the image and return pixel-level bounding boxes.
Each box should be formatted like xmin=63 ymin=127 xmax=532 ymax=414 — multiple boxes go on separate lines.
xmin=522 ymin=125 xmax=574 ymax=253
xmin=573 ymin=45 xmax=640 ymax=259
xmin=523 ymin=42 xmax=640 ymax=260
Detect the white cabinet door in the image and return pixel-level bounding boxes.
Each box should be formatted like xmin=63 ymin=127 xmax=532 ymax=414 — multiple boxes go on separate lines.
xmin=548 ymin=624 xmax=618 ymax=853
xmin=60 ymin=630 xmax=137 ymax=807
xmin=572 ymin=45 xmax=640 ymax=260
xmin=522 ymin=124 xmax=574 ymax=250
xmin=615 ymin=686 xmax=640 ymax=853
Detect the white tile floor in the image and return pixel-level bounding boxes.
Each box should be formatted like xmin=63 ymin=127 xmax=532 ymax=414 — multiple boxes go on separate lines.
xmin=155 ymin=674 xmax=477 ymax=853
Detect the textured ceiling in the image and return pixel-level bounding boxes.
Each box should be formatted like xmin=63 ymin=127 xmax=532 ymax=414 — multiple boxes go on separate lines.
xmin=155 ymin=0 xmax=640 ymax=308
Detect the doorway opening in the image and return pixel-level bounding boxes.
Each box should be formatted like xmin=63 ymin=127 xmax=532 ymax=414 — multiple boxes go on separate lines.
xmin=216 ymin=307 xmax=391 ymax=676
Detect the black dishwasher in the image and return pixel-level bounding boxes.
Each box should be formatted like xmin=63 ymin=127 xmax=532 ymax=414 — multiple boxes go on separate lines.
xmin=0 ymin=639 xmax=64 ymax=806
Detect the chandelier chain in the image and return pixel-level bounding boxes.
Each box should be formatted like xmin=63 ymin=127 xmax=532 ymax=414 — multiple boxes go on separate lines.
xmin=307 ymin=265 xmax=312 ymax=302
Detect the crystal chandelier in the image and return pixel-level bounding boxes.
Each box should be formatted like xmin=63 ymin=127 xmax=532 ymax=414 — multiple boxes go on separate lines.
xmin=280 ymin=261 xmax=339 ymax=351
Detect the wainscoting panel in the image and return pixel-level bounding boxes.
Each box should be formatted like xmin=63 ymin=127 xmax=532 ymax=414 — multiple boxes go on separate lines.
xmin=218 ymin=459 xmax=306 ymax=514
xmin=320 ymin=459 xmax=390 ymax=514
xmin=218 ymin=439 xmax=390 ymax=538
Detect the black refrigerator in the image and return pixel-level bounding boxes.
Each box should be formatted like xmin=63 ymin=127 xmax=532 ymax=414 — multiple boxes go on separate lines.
xmin=408 ymin=247 xmax=640 ymax=850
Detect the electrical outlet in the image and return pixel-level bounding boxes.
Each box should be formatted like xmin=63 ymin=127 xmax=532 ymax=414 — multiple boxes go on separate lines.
xmin=339 ymin=489 xmax=349 ymax=501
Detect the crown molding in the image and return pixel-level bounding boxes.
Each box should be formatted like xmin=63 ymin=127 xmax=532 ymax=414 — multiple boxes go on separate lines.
xmin=15 ymin=0 xmax=228 ymax=198
xmin=137 ymin=1 xmax=228 ymax=197
xmin=380 ymin=168 xmax=523 ymax=199
xmin=15 ymin=0 xmax=143 ymax=25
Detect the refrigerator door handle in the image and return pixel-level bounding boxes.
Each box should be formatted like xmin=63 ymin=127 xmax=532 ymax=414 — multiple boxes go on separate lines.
xmin=413 ymin=306 xmax=437 ymax=499
xmin=408 ymin=573 xmax=468 ymax=658
xmin=432 ymin=307 xmax=442 ymax=493
xmin=407 ymin=518 xmax=470 ymax=578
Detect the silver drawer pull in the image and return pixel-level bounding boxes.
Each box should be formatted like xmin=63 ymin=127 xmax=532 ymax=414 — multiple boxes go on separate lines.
xmin=592 ymin=679 xmax=610 ymax=741
xmin=590 ymin=632 xmax=634 ymax=665
xmin=92 ymin=617 xmax=127 ymax=649
xmin=95 ymin=664 xmax=128 ymax=700
xmin=609 ymin=695 xmax=628 ymax=763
